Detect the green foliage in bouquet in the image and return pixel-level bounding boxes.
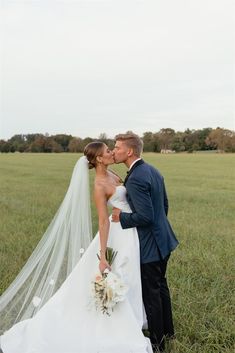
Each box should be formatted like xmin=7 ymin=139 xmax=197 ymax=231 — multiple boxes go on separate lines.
xmin=97 ymin=247 xmax=118 ymax=265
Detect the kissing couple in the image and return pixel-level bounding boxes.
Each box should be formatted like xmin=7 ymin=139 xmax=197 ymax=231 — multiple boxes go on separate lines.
xmin=0 ymin=132 xmax=179 ymax=353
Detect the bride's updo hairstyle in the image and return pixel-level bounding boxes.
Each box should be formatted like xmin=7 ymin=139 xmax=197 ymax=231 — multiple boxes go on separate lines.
xmin=84 ymin=141 xmax=105 ymax=169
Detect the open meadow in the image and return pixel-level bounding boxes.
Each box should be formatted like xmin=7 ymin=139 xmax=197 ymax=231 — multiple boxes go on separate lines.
xmin=0 ymin=152 xmax=234 ymax=353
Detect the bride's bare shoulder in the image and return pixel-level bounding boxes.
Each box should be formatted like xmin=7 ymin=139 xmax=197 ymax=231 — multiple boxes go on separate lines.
xmin=93 ymin=183 xmax=109 ymax=212
xmin=94 ymin=180 xmax=109 ymax=200
xmin=94 ymin=181 xmax=106 ymax=195
xmin=94 ymin=176 xmax=116 ymax=202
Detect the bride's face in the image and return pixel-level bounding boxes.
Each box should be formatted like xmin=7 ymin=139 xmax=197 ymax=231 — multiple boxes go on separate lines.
xmin=98 ymin=145 xmax=114 ymax=166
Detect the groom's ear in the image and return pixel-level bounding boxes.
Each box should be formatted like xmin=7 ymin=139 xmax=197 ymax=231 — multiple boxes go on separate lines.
xmin=127 ymin=148 xmax=134 ymax=157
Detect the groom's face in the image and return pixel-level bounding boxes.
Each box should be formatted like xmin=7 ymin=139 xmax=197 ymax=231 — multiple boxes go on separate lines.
xmin=113 ymin=140 xmax=130 ymax=163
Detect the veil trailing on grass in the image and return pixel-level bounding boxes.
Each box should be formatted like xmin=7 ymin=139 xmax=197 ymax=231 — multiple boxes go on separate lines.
xmin=0 ymin=156 xmax=93 ymax=334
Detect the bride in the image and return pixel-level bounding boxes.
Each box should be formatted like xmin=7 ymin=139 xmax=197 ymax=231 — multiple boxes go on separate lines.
xmin=0 ymin=141 xmax=152 ymax=353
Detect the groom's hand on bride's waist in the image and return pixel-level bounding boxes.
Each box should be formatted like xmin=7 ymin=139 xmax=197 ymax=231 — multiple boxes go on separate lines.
xmin=111 ymin=207 xmax=121 ymax=222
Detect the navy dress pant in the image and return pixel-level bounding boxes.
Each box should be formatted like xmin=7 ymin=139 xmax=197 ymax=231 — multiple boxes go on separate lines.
xmin=141 ymin=255 xmax=174 ymax=351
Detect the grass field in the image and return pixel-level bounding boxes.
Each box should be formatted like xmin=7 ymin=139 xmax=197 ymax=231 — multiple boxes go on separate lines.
xmin=0 ymin=153 xmax=234 ymax=353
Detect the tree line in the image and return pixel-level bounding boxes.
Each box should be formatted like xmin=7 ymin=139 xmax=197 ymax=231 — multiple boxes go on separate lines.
xmin=0 ymin=128 xmax=234 ymax=153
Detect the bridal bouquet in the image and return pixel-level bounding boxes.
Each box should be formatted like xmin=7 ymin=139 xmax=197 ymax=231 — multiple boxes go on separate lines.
xmin=92 ymin=247 xmax=128 ymax=316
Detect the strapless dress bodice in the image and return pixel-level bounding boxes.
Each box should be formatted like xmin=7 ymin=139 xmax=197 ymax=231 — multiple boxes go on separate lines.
xmin=108 ymin=185 xmax=131 ymax=212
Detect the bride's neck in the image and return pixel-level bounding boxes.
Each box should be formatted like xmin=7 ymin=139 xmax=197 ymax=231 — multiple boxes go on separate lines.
xmin=95 ymin=164 xmax=108 ymax=177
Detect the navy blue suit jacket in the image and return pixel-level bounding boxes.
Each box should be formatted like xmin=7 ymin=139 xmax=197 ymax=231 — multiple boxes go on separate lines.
xmin=120 ymin=160 xmax=179 ymax=263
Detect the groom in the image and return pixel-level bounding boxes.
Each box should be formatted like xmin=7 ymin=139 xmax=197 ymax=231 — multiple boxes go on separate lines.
xmin=112 ymin=133 xmax=179 ymax=352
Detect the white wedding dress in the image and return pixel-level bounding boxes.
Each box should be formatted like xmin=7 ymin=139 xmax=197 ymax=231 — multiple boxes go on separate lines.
xmin=0 ymin=186 xmax=153 ymax=353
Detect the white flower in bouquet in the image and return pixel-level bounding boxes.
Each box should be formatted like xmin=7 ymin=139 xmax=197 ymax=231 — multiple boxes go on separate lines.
xmin=105 ymin=271 xmax=128 ymax=303
xmin=92 ymin=247 xmax=128 ymax=315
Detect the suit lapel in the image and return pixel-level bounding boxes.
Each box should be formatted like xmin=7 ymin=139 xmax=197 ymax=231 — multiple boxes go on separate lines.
xmin=124 ymin=159 xmax=144 ymax=185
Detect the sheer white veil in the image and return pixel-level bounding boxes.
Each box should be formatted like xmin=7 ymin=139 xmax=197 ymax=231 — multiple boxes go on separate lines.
xmin=0 ymin=156 xmax=92 ymax=334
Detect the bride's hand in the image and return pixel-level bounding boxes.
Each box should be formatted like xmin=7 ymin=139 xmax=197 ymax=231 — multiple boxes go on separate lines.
xmin=99 ymin=259 xmax=111 ymax=273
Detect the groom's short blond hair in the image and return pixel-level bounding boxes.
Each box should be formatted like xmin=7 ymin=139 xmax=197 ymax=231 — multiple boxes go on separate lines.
xmin=115 ymin=133 xmax=143 ymax=157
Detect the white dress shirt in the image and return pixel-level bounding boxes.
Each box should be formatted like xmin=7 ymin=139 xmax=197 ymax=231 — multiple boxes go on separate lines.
xmin=129 ymin=158 xmax=141 ymax=171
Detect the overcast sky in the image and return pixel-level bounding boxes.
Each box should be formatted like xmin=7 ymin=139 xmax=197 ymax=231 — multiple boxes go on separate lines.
xmin=0 ymin=0 xmax=234 ymax=140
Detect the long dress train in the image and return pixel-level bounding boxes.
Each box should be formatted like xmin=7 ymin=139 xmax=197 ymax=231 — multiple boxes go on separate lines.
xmin=0 ymin=186 xmax=152 ymax=353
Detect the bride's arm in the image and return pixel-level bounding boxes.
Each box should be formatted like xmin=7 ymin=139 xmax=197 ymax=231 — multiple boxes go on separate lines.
xmin=94 ymin=185 xmax=111 ymax=273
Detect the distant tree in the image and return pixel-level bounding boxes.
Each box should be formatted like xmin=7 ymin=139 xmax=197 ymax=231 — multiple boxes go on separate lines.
xmin=29 ymin=136 xmax=46 ymax=152
xmin=158 ymin=128 xmax=175 ymax=150
xmin=19 ymin=144 xmax=27 ymax=153
xmin=182 ymin=129 xmax=200 ymax=152
xmin=3 ymin=128 xmax=234 ymax=153
xmin=52 ymin=134 xmax=73 ymax=152
xmin=0 ymin=140 xmax=6 ymax=152
xmin=96 ymin=133 xmax=114 ymax=148
xmin=24 ymin=134 xmax=44 ymax=144
xmin=125 ymin=130 xmax=136 ymax=135
xmin=8 ymin=134 xmax=28 ymax=152
xmin=197 ymin=128 xmax=213 ymax=150
xmin=29 ymin=136 xmax=63 ymax=153
xmin=230 ymin=134 xmax=235 ymax=152
xmin=107 ymin=138 xmax=115 ymax=149
xmin=152 ymin=133 xmax=161 ymax=152
xmin=142 ymin=132 xmax=155 ymax=152
xmin=44 ymin=138 xmax=63 ymax=153
xmin=0 ymin=141 xmax=11 ymax=153
xmin=98 ymin=133 xmax=108 ymax=143
xmin=82 ymin=137 xmax=94 ymax=149
xmin=142 ymin=132 xmax=160 ymax=152
xmin=68 ymin=137 xmax=84 ymax=152
xmin=206 ymin=128 xmax=234 ymax=152
xmin=171 ymin=131 xmax=185 ymax=152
